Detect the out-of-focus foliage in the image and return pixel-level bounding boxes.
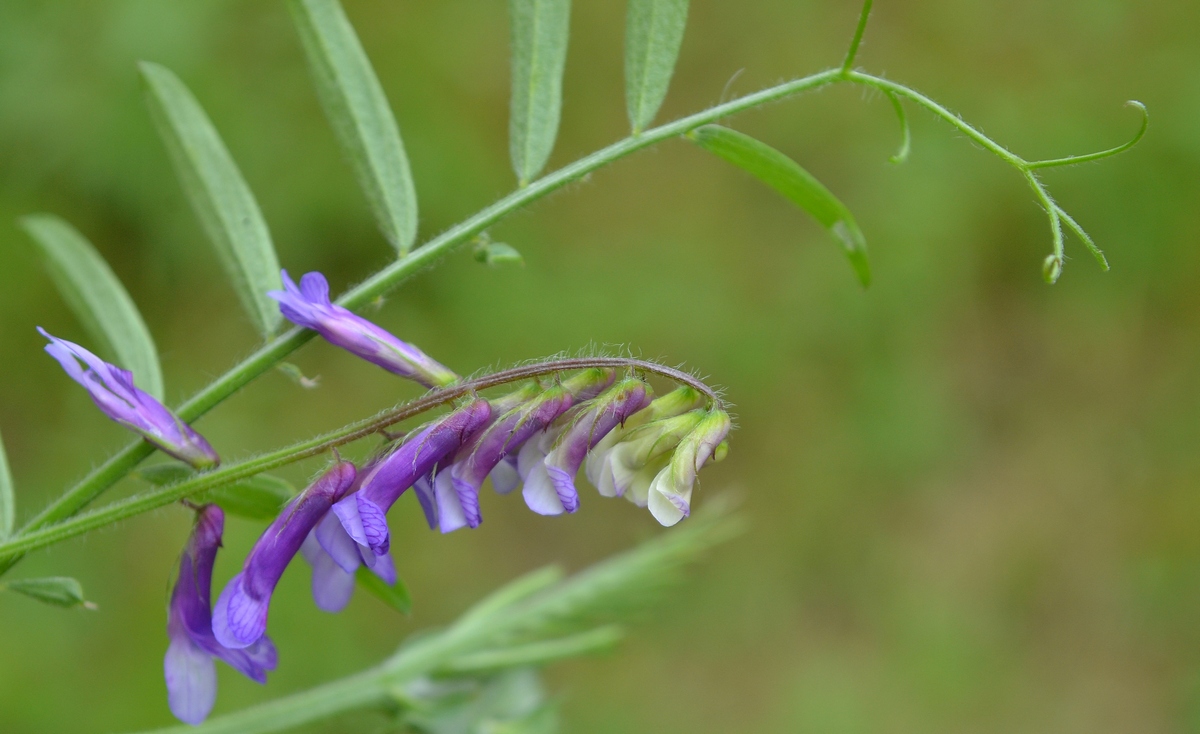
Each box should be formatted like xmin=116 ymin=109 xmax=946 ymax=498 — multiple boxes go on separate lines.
xmin=0 ymin=1 xmax=1196 ymax=733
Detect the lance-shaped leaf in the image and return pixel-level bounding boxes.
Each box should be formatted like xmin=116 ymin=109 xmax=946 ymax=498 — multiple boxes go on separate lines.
xmin=688 ymin=124 xmax=871 ymax=286
xmin=20 ymin=215 xmax=165 ymax=401
xmin=200 ymin=474 xmax=296 ymax=520
xmin=0 ymin=428 xmax=13 ymax=540
xmin=289 ymin=0 xmax=419 ymax=255
xmin=625 ymin=0 xmax=689 ymax=133
xmin=4 ymin=576 xmax=95 ymax=609
xmin=139 ymin=61 xmax=283 ymax=336
xmin=355 ymin=565 xmax=412 ymax=615
xmin=508 ymin=0 xmax=572 ymax=185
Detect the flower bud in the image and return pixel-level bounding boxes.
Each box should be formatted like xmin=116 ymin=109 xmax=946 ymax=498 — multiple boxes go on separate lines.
xmin=647 ymin=409 xmax=732 ymax=526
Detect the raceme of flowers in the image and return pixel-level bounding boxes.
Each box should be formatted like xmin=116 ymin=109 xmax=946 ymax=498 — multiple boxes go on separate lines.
xmin=39 ymin=270 xmax=731 ymax=724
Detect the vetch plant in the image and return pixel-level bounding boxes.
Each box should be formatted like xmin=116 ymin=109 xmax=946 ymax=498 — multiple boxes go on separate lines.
xmin=0 ymin=1 xmax=1143 ymax=731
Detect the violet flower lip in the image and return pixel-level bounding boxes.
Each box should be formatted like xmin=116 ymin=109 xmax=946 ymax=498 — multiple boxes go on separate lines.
xmin=39 ymin=327 xmax=219 ymax=469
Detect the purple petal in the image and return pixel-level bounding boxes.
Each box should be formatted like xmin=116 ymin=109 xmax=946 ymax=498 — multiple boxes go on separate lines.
xmin=212 ymin=573 xmax=268 ymax=650
xmin=314 ymin=511 xmax=362 ymax=574
xmin=164 ymin=634 xmax=217 ymax=725
xmin=522 ymin=460 xmax=566 ymax=515
xmin=434 ymin=471 xmax=469 ymax=533
xmin=489 ymin=456 xmax=520 ymax=495
xmin=332 ymin=494 xmax=369 ymax=547
xmin=298 ymin=271 xmax=331 ymax=302
xmin=356 ymin=496 xmax=391 ymax=555
xmin=413 ymin=474 xmax=438 ymax=530
xmin=308 ymin=547 xmax=356 ymax=613
xmin=546 ymin=465 xmax=581 ymax=513
xmin=369 ymin=553 xmax=397 ymax=585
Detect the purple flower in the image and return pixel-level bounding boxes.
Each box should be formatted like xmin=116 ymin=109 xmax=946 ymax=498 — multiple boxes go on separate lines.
xmin=333 ymin=399 xmax=492 ymax=554
xmin=523 ymin=378 xmax=651 ymax=515
xmin=213 ymin=461 xmax=356 ymax=649
xmin=39 ymin=328 xmax=219 ymax=470
xmin=267 ymin=270 xmax=459 ymax=389
xmin=647 ymin=409 xmax=732 ymax=526
xmin=298 ymin=461 xmax=398 ymax=613
xmin=165 ymin=505 xmax=277 ymax=725
xmin=440 ymin=385 xmax=574 ymax=531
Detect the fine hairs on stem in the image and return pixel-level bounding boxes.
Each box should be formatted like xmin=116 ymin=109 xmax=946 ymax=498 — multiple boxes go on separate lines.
xmin=0 ymin=0 xmax=1143 ymax=585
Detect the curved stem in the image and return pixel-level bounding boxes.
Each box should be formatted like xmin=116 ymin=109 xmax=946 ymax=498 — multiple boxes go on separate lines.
xmin=1027 ymin=100 xmax=1148 ymax=170
xmin=0 ymin=358 xmax=722 ymax=559
xmin=5 ymin=68 xmax=840 ymax=564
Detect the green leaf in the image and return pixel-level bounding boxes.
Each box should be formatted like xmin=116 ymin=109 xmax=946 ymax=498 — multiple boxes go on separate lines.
xmin=136 ymin=464 xmax=294 ymax=520
xmin=473 ymin=241 xmax=524 ymax=268
xmin=355 ymin=564 xmax=412 ymax=615
xmin=508 ymin=0 xmax=572 ymax=185
xmin=21 ymin=214 xmax=165 ymax=401
xmin=458 ymin=565 xmax=564 ymax=627
xmin=199 ymin=474 xmax=295 ymax=520
xmin=4 ymin=576 xmax=95 ymax=609
xmin=404 ymin=669 xmax=555 ymax=734
xmin=139 ymin=61 xmax=283 ymax=336
xmin=0 ymin=428 xmax=14 ymax=540
xmin=688 ymin=124 xmax=871 ymax=286
xmin=625 ymin=0 xmax=689 ymax=133
xmin=289 ymin=0 xmax=419 ymax=255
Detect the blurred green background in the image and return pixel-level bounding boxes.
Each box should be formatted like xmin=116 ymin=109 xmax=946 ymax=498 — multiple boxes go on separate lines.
xmin=1 ymin=1 xmax=1198 ymax=731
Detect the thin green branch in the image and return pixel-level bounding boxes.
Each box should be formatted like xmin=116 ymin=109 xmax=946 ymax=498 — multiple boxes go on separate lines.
xmin=0 ymin=357 xmax=723 ymax=559
xmin=8 ymin=61 xmax=1144 ymax=572
xmin=841 ymin=0 xmax=874 ymax=73
xmin=3 ymin=67 xmax=841 ymax=570
xmin=1026 ymin=100 xmax=1148 ymax=170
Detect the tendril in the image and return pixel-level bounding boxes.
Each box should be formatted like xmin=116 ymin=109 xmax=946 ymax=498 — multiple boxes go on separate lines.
xmin=1026 ymin=101 xmax=1148 ymax=170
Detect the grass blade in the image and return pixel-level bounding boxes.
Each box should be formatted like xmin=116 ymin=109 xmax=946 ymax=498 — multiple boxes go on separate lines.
xmin=139 ymin=61 xmax=283 ymax=336
xmin=0 ymin=429 xmax=13 ymax=539
xmin=625 ymin=0 xmax=689 ymax=133
xmin=508 ymin=0 xmax=572 ymax=185
xmin=289 ymin=0 xmax=419 ymax=255
xmin=689 ymin=124 xmax=871 ymax=286
xmin=20 ymin=214 xmax=165 ymax=400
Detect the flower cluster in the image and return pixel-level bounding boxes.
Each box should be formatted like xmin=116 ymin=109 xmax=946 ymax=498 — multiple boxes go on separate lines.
xmin=40 ymin=270 xmax=730 ymax=724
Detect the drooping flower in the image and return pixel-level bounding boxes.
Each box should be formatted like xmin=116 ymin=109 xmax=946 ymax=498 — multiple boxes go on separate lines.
xmin=524 ymin=377 xmax=652 ymax=515
xmin=435 ymin=385 xmax=575 ymax=531
xmin=585 ymin=386 xmax=706 ymax=496
xmin=299 ymin=457 xmax=398 ymax=613
xmin=213 ymin=461 xmax=356 ymax=649
xmin=647 ymin=409 xmax=732 ymax=526
xmin=39 ymin=328 xmax=219 ymax=469
xmin=593 ymin=410 xmax=707 ymax=503
xmin=268 ymin=270 xmax=459 ymax=389
xmin=165 ymin=505 xmax=277 ymax=725
xmin=334 ymin=399 xmax=492 ymax=555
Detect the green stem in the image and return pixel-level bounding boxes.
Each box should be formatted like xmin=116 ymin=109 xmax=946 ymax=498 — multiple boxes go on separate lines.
xmin=0 ymin=357 xmax=722 ymax=559
xmin=841 ymin=0 xmax=874 ymax=72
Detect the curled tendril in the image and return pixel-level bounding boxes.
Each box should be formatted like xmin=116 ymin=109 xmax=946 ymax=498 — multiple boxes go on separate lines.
xmin=1026 ymin=101 xmax=1149 ymax=170
xmin=885 ymin=91 xmax=911 ymax=165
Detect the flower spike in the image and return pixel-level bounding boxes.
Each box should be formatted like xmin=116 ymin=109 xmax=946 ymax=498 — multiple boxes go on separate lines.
xmin=213 ymin=460 xmax=356 ymax=649
xmin=39 ymin=328 xmax=218 ymax=469
xmin=268 ymin=270 xmax=459 ymax=389
xmin=165 ymin=505 xmax=276 ymax=725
